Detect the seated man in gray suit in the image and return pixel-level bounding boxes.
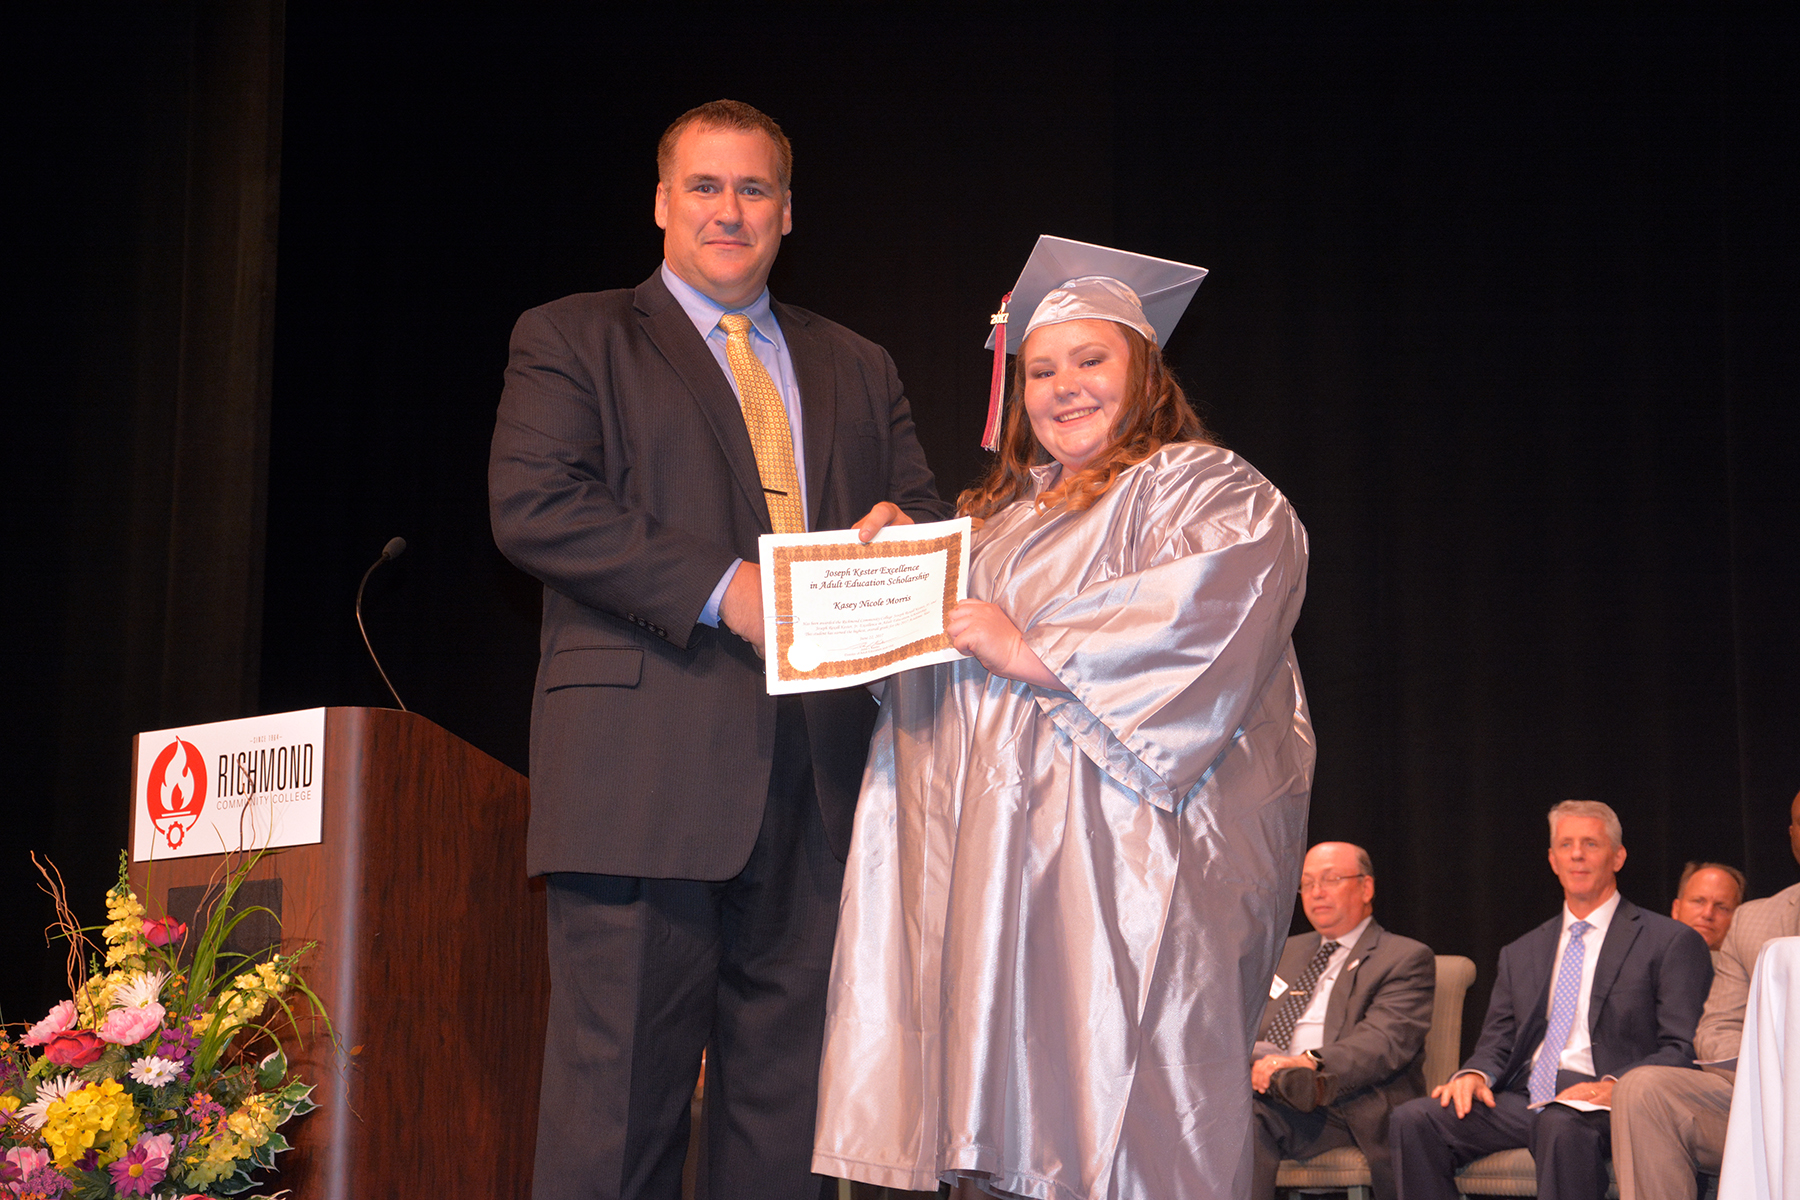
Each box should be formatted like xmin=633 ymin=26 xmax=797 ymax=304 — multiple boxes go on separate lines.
xmin=1391 ymin=800 xmax=1713 ymax=1200
xmin=1611 ymin=788 xmax=1800 ymax=1200
xmin=1251 ymin=841 xmax=1436 ymax=1200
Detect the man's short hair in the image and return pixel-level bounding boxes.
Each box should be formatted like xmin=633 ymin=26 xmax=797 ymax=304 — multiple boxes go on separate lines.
xmin=657 ymin=99 xmax=793 ymax=192
xmin=1547 ymin=799 xmax=1623 ymax=849
xmin=1677 ymin=860 xmax=1746 ymax=905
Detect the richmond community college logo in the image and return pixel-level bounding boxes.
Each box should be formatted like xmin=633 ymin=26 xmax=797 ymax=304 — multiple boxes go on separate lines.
xmin=146 ymin=737 xmax=208 ymax=850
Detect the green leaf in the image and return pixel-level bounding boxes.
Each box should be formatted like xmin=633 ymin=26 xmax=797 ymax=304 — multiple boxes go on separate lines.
xmin=256 ymin=1046 xmax=287 ymax=1089
xmin=69 ymin=1167 xmax=115 ymax=1200
xmin=217 ymin=1164 xmax=264 ymax=1195
xmin=271 ymin=1080 xmax=316 ymax=1121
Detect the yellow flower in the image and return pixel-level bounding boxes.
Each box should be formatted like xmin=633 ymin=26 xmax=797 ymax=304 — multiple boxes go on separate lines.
xmin=226 ymin=1096 xmax=278 ymax=1147
xmin=184 ymin=1128 xmax=254 ymax=1186
xmin=102 ymin=885 xmax=149 ymax=968
xmin=106 ymin=883 xmax=144 ymax=917
xmin=0 ymin=1092 xmax=20 ymax=1118
xmin=253 ymin=961 xmax=290 ymax=994
xmin=183 ymin=1152 xmax=231 ymax=1187
xmin=41 ymin=1078 xmax=143 ymax=1169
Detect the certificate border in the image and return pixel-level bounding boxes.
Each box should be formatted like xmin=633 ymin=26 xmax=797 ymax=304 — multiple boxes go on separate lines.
xmin=770 ymin=533 xmax=964 ymax=682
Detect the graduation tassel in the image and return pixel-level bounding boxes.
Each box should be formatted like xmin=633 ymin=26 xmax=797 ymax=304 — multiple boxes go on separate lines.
xmin=981 ymin=291 xmax=1012 ymax=452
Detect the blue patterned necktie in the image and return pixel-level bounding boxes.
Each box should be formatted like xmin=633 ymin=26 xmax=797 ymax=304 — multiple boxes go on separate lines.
xmin=1529 ymin=918 xmax=1593 ymax=1106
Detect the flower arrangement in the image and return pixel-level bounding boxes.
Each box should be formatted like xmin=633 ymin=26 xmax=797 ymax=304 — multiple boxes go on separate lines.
xmin=2 ymin=853 xmax=323 ymax=1199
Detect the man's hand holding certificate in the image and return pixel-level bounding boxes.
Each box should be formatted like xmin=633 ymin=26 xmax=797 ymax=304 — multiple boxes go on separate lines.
xmin=759 ymin=517 xmax=971 ymax=694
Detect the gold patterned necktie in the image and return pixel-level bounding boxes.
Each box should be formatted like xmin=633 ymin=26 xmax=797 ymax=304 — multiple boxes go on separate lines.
xmin=718 ymin=313 xmax=804 ymax=534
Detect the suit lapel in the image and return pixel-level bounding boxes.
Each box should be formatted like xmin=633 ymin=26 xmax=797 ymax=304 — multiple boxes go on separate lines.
xmin=1587 ymin=898 xmax=1642 ymax=1031
xmin=633 ymin=273 xmax=773 ymax=531
xmin=1515 ymin=915 xmax=1564 ymax=1057
xmin=774 ymin=300 xmax=838 ymax=531
xmin=1325 ymin=922 xmax=1384 ymax=1040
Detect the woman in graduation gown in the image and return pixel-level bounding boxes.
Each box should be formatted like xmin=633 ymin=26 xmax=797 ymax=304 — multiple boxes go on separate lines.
xmin=813 ymin=244 xmax=1315 ymax=1200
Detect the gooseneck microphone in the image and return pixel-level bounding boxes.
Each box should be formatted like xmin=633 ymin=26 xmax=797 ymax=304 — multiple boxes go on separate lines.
xmin=355 ymin=536 xmax=409 ymax=712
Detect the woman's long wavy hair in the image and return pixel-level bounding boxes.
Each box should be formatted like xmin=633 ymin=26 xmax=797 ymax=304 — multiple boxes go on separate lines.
xmin=957 ymin=323 xmax=1214 ymax=519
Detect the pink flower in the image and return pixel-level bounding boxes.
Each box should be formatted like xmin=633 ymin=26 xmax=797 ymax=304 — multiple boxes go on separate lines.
xmin=99 ymin=1001 xmax=166 ymax=1046
xmin=2 ymin=1146 xmax=52 ymax=1184
xmin=142 ymin=916 xmax=187 ymax=948
xmin=21 ymin=999 xmax=75 ymax=1046
xmin=106 ymin=1132 xmax=173 ymax=1197
xmin=43 ymin=1028 xmax=106 ymax=1067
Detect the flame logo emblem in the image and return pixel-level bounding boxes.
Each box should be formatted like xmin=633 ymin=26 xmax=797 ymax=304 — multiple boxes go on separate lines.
xmin=145 ymin=737 xmax=208 ymax=851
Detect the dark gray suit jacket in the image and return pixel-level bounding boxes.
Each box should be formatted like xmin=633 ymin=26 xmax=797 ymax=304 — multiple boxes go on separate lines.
xmin=1260 ymin=921 xmax=1436 ymax=1166
xmin=489 ymin=269 xmax=949 ymax=879
xmin=1461 ymin=896 xmax=1713 ymax=1092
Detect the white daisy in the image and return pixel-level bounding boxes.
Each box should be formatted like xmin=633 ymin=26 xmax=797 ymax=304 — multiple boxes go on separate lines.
xmin=113 ymin=968 xmax=170 ymax=1009
xmin=128 ymin=1055 xmax=182 ymax=1086
xmin=16 ymin=1073 xmax=81 ymax=1129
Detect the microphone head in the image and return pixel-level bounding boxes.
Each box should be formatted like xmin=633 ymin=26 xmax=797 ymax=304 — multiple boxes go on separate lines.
xmin=382 ymin=536 xmax=407 ymax=562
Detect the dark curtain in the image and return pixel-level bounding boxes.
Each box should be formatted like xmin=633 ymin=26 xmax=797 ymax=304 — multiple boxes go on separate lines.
xmin=8 ymin=8 xmax=1795 ymax=1058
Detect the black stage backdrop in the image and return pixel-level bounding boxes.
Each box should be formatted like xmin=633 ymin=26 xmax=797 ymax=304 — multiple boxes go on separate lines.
xmin=7 ymin=7 xmax=1796 ymax=1060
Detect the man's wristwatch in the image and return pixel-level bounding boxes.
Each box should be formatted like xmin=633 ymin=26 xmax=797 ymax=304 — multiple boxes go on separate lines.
xmin=1302 ymin=1050 xmax=1324 ymax=1069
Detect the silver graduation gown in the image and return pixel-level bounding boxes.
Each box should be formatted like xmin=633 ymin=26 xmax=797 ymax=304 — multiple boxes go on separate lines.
xmin=813 ymin=443 xmax=1315 ymax=1200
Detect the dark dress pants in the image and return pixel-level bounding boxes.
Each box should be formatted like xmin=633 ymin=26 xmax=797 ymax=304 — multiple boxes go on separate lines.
xmin=533 ymin=700 xmax=843 ymax=1200
xmin=1252 ymin=1095 xmax=1363 ymax=1200
xmin=1390 ymin=1086 xmax=1612 ymax=1200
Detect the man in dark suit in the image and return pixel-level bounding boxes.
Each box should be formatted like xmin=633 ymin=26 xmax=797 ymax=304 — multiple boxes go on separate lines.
xmin=489 ymin=100 xmax=949 ymax=1200
xmin=1390 ymin=800 xmax=1713 ymax=1200
xmin=1251 ymin=841 xmax=1436 ymax=1200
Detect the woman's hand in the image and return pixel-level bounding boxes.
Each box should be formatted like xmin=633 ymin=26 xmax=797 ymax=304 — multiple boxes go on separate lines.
xmin=947 ymin=600 xmax=1062 ymax=689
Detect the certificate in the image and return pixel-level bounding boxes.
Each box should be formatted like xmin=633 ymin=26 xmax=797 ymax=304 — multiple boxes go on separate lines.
xmin=759 ymin=517 xmax=971 ymax=694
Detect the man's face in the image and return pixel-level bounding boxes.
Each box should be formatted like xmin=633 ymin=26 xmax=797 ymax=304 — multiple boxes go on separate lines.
xmin=1547 ymin=815 xmax=1626 ymax=911
xmin=1789 ymin=790 xmax=1800 ymax=867
xmin=655 ymin=125 xmax=791 ymax=308
xmin=1298 ymin=843 xmax=1374 ymax=941
xmin=1671 ymin=867 xmax=1740 ymax=951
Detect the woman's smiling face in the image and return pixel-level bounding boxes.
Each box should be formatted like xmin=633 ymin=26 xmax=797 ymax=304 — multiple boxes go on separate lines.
xmin=1020 ymin=318 xmax=1133 ymax=471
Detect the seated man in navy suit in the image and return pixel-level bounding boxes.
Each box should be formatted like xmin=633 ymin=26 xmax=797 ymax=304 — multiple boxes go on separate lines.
xmin=1390 ymin=800 xmax=1712 ymax=1200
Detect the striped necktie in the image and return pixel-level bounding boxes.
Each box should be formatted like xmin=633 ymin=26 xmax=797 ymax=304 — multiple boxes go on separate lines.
xmin=1529 ymin=918 xmax=1593 ymax=1105
xmin=718 ymin=313 xmax=803 ymax=535
xmin=1268 ymin=940 xmax=1341 ymax=1051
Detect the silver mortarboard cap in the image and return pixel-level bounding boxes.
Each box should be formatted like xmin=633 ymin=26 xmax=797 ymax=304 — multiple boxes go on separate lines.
xmin=983 ymin=236 xmax=1208 ymax=355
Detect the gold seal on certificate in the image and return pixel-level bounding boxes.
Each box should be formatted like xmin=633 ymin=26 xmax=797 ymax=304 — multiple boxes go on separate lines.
xmin=759 ymin=517 xmax=972 ymax=694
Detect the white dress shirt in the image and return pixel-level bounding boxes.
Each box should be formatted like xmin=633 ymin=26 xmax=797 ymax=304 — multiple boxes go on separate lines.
xmin=1532 ymin=888 xmax=1622 ymax=1081
xmin=1290 ymin=915 xmax=1374 ymax=1054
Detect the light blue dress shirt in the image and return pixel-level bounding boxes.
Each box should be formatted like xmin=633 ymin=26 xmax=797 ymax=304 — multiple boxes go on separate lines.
xmin=660 ymin=262 xmax=810 ymax=627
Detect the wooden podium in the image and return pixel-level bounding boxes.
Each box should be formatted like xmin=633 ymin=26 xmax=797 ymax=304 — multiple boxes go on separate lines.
xmin=128 ymin=707 xmax=547 ymax=1198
